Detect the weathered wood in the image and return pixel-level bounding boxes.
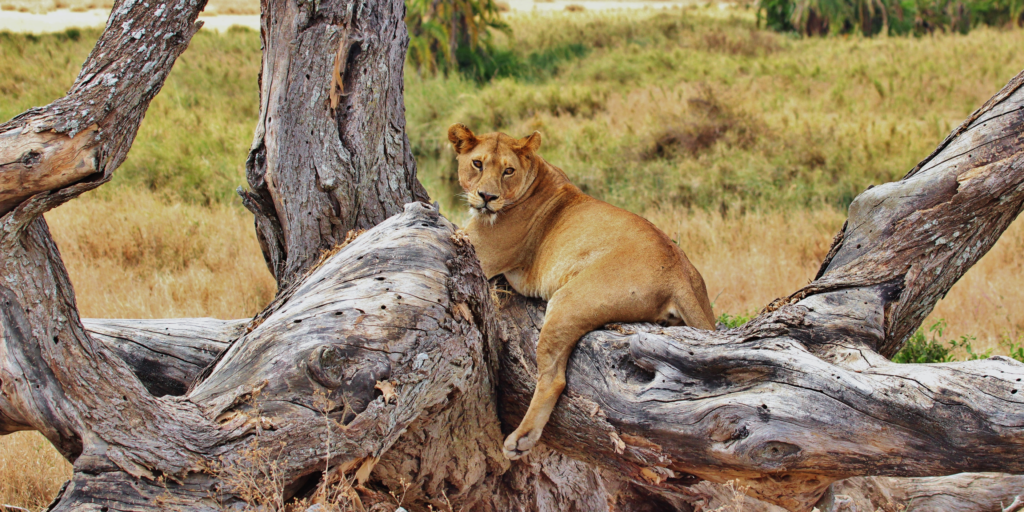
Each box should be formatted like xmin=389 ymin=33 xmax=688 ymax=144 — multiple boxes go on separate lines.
xmin=834 ymin=473 xmax=1024 ymax=512
xmin=84 ymin=318 xmax=1024 ymax=512
xmin=239 ymin=0 xmax=429 ymax=289
xmin=0 ymin=0 xmax=605 ymax=509
xmin=1 ymin=204 xmax=515 ymax=510
xmin=0 ymin=0 xmax=206 ymax=229
xmin=83 ymin=318 xmax=243 ymax=397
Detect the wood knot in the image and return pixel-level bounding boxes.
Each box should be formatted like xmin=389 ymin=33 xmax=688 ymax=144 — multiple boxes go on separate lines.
xmin=306 ymin=342 xmax=392 ymax=416
xmin=752 ymin=441 xmax=801 ymax=464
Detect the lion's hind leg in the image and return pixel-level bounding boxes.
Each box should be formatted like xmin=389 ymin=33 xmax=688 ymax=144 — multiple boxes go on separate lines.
xmin=669 ymin=268 xmax=716 ymax=330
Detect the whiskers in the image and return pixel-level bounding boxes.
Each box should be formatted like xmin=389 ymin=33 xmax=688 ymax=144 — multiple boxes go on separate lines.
xmin=459 ymin=190 xmax=501 ymax=224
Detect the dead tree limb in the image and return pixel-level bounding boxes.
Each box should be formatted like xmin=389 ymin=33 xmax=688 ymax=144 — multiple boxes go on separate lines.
xmin=83 ymin=318 xmax=243 ymax=397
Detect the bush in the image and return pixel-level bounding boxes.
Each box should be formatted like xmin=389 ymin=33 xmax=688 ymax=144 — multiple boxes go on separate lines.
xmin=405 ymin=0 xmax=513 ymax=81
xmin=759 ymin=0 xmax=1023 ymax=37
xmin=892 ymin=320 xmax=956 ymax=363
xmin=717 ymin=312 xmax=753 ymax=329
xmin=892 ymin=319 xmax=992 ymax=363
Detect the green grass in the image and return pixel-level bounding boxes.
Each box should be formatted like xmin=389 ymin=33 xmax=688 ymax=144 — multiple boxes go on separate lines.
xmin=891 ymin=319 xmax=1004 ymax=363
xmin=3 ymin=9 xmax=1024 ymax=217
xmin=407 ymin=9 xmax=1024 ymax=221
xmin=0 ymin=26 xmax=260 ymax=205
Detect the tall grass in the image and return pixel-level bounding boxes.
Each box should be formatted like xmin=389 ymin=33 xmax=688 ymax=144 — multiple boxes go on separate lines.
xmin=45 ymin=189 xmax=276 ymax=319
xmin=410 ymin=9 xmax=1024 ymax=218
xmin=0 ymin=432 xmax=72 ymax=510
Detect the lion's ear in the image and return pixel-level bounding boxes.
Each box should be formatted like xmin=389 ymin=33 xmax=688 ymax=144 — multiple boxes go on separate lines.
xmin=448 ymin=123 xmax=479 ymax=154
xmin=515 ymin=131 xmax=541 ymax=154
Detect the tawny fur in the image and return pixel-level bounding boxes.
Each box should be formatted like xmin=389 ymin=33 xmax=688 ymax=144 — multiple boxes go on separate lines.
xmin=448 ymin=123 xmax=716 ymax=460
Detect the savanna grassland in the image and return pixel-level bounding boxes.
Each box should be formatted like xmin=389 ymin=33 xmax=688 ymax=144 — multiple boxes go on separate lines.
xmin=3 ymin=6 xmax=1024 ymax=509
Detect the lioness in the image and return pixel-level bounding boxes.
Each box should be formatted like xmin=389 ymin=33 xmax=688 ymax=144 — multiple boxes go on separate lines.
xmin=448 ymin=124 xmax=716 ymax=459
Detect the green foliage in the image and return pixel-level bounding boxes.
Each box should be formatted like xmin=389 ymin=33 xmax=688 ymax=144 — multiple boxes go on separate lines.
xmin=407 ymin=10 xmax=1024 ymax=222
xmin=892 ymin=320 xmax=956 ymax=363
xmin=404 ymin=0 xmax=592 ymax=83
xmin=405 ymin=0 xmax=512 ymax=81
xmin=758 ymin=0 xmax=797 ymax=31
xmin=892 ymin=319 xmax=992 ymax=363
xmin=5 ymin=10 xmax=1024 ymax=214
xmin=717 ymin=312 xmax=753 ymax=328
xmin=1006 ymin=341 xmax=1024 ymax=363
xmin=759 ymin=0 xmax=1022 ymax=37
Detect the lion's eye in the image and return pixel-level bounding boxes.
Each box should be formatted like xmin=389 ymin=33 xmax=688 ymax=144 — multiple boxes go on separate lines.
xmin=472 ymin=160 xmax=482 ymax=170
xmin=503 ymin=168 xmax=515 ymax=177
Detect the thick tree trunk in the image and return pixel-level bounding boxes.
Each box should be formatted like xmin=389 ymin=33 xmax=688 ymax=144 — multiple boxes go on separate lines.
xmin=4 ymin=0 xmax=1024 ymax=510
xmin=238 ymin=0 xmax=428 ymax=289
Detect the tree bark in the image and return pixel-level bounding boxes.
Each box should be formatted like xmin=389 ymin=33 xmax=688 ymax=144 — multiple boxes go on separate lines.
xmin=238 ymin=0 xmax=428 ymax=289
xmin=83 ymin=318 xmax=243 ymax=397
xmin=4 ymin=0 xmax=1024 ymax=510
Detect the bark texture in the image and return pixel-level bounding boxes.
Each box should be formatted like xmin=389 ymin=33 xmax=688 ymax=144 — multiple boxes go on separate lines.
xmin=83 ymin=318 xmax=243 ymax=397
xmin=239 ymin=0 xmax=429 ymax=289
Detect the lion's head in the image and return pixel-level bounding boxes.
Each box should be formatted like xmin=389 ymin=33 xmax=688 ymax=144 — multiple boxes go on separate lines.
xmin=447 ymin=123 xmax=542 ymax=217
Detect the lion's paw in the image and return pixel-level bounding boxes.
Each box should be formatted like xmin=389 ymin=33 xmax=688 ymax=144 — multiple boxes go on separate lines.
xmin=503 ymin=428 xmax=542 ymax=460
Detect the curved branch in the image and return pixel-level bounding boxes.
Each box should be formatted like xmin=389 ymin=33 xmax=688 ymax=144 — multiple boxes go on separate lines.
xmin=0 ymin=0 xmax=207 ymax=242
xmin=83 ymin=318 xmax=244 ymax=397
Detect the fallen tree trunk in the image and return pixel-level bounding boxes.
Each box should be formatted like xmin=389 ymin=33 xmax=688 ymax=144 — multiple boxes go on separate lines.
xmin=83 ymin=314 xmax=1024 ymax=512
xmin=4 ymin=0 xmax=1024 ymax=510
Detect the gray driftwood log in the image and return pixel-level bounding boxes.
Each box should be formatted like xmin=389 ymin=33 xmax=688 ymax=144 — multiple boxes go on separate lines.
xmin=3 ymin=0 xmax=1024 ymax=510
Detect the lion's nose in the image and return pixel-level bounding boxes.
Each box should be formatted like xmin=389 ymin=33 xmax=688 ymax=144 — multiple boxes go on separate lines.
xmin=478 ymin=191 xmax=498 ymax=203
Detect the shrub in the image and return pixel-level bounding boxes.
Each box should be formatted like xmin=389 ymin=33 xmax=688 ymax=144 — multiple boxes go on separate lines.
xmin=717 ymin=312 xmax=753 ymax=329
xmin=405 ymin=0 xmax=513 ymax=81
xmin=892 ymin=320 xmax=956 ymax=363
xmin=892 ymin=319 xmax=992 ymax=363
xmin=759 ymin=0 xmax=1023 ymax=37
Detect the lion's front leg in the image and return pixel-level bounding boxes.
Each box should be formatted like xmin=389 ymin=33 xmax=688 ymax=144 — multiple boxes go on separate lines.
xmin=503 ymin=292 xmax=598 ymax=460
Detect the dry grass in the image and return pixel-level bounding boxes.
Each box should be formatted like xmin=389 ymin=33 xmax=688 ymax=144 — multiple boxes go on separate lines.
xmin=648 ymin=206 xmax=1024 ymax=357
xmin=0 ymin=432 xmax=72 ymax=511
xmin=647 ymin=206 xmax=845 ymax=320
xmin=44 ymin=188 xmax=276 ymax=319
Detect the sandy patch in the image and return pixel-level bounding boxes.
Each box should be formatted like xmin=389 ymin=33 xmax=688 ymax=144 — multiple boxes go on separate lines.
xmin=0 ymin=1 xmax=707 ymax=34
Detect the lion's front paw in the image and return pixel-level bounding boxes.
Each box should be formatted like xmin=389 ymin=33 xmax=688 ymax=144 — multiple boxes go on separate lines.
xmin=503 ymin=428 xmax=542 ymax=460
